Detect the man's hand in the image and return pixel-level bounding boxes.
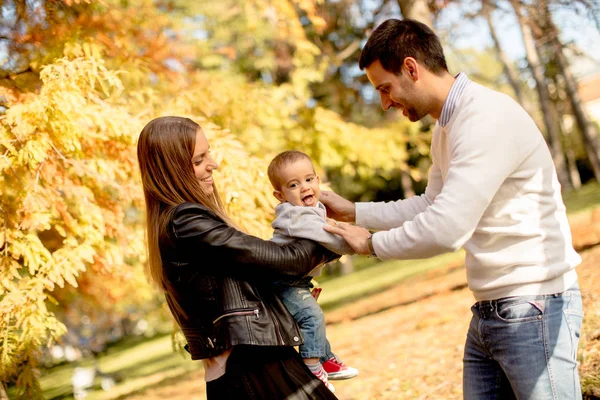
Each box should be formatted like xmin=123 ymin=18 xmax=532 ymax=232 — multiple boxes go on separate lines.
xmin=323 ymin=221 xmax=372 ymax=256
xmin=320 ymin=191 xmax=356 ymax=222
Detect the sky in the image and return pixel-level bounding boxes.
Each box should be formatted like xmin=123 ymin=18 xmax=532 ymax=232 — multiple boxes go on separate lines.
xmin=436 ymin=1 xmax=600 ymax=78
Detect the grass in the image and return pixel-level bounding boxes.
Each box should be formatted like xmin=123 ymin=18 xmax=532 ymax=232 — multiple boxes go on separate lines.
xmin=563 ymin=180 xmax=600 ymax=215
xmin=21 ymin=334 xmax=200 ymax=400
xmin=317 ymin=251 xmax=465 ymax=311
xmin=27 ymin=180 xmax=600 ymax=399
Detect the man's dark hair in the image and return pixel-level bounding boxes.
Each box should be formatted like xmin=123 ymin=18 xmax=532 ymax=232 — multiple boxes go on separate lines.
xmin=358 ymin=18 xmax=448 ymax=75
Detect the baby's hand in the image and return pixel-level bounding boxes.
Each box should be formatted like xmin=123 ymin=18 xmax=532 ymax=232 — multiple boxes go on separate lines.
xmin=326 ymin=218 xmax=339 ymax=227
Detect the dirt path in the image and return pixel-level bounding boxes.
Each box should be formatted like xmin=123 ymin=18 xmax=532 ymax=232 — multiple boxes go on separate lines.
xmin=122 ymin=210 xmax=600 ymax=400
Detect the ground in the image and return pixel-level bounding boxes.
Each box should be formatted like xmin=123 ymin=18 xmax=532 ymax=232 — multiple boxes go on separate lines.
xmin=120 ymin=210 xmax=600 ymax=400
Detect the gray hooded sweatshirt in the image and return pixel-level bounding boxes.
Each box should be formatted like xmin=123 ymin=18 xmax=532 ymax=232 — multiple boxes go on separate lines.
xmin=271 ymin=201 xmax=355 ymax=277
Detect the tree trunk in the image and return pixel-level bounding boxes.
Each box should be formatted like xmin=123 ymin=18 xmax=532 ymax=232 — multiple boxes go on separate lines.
xmin=396 ymin=0 xmax=434 ymax=198
xmin=590 ymin=1 xmax=600 ymax=33
xmin=536 ymin=0 xmax=600 ymax=182
xmin=553 ymin=81 xmax=582 ymax=190
xmin=396 ymin=0 xmax=434 ymax=27
xmin=509 ymin=0 xmax=571 ymax=190
xmin=563 ymin=133 xmax=582 ymax=190
xmin=339 ymin=255 xmax=354 ymax=275
xmin=401 ymin=170 xmax=415 ymax=198
xmin=482 ymin=0 xmax=525 ymax=106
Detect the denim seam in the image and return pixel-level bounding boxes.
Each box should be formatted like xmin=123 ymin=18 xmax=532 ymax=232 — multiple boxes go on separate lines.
xmin=494 ymin=367 xmax=502 ymax=400
xmin=563 ymin=308 xmax=580 ymax=397
xmin=543 ymin=296 xmax=559 ymax=399
xmin=477 ymin=315 xmax=491 ymax=358
xmin=564 ymin=291 xmax=584 ymax=397
xmin=567 ymin=291 xmax=576 ymax=359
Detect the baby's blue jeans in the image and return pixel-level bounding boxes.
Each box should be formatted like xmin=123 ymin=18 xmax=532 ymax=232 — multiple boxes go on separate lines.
xmin=274 ymin=277 xmax=334 ymax=361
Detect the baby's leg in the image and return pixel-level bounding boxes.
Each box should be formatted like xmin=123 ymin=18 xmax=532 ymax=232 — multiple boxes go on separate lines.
xmin=278 ymin=284 xmax=327 ymax=360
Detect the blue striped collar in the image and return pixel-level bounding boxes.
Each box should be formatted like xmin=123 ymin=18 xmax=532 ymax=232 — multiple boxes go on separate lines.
xmin=439 ymin=72 xmax=471 ymax=127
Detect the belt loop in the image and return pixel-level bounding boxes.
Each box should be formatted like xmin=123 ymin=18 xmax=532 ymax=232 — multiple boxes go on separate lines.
xmin=478 ymin=301 xmax=487 ymax=319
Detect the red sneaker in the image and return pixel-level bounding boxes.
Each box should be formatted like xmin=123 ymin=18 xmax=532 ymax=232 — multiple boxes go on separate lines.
xmin=322 ymin=357 xmax=359 ymax=380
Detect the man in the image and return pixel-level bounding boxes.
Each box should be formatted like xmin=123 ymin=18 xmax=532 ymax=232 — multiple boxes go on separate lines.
xmin=323 ymin=18 xmax=583 ymax=399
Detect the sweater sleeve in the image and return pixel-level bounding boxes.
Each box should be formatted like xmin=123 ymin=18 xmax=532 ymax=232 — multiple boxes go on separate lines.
xmin=373 ymin=103 xmax=526 ymax=260
xmin=356 ymin=161 xmax=443 ymax=230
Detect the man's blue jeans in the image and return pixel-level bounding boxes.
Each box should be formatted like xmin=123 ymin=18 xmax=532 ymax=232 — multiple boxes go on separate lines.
xmin=274 ymin=278 xmax=334 ymax=360
xmin=463 ymin=282 xmax=583 ymax=399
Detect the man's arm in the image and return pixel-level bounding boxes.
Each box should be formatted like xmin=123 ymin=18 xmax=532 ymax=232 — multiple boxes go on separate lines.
xmin=355 ymin=162 xmax=443 ymax=231
xmin=320 ymin=162 xmax=443 ymax=230
xmin=326 ymin=106 xmax=531 ymax=260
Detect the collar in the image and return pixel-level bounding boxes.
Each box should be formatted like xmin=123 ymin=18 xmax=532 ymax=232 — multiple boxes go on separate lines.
xmin=439 ymin=72 xmax=471 ymax=127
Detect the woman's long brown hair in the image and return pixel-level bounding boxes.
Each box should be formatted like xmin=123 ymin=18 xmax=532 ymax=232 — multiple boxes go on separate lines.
xmin=137 ymin=116 xmax=232 ymax=290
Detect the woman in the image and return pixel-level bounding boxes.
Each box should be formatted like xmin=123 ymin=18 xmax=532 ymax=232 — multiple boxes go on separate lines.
xmin=137 ymin=116 xmax=339 ymax=399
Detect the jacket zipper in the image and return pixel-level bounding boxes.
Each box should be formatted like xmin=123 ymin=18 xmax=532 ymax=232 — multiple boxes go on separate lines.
xmin=213 ymin=308 xmax=260 ymax=325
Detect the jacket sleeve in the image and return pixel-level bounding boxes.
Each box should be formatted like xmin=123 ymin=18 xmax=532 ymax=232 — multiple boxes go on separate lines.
xmin=170 ymin=203 xmax=338 ymax=279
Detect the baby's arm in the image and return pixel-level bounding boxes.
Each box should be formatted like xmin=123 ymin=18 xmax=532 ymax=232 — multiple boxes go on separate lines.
xmin=283 ymin=208 xmax=356 ymax=255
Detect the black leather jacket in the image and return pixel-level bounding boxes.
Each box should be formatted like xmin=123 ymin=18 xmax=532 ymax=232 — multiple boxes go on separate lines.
xmin=160 ymin=202 xmax=337 ymax=360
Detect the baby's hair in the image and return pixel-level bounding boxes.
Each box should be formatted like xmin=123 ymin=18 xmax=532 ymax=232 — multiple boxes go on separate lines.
xmin=268 ymin=150 xmax=314 ymax=190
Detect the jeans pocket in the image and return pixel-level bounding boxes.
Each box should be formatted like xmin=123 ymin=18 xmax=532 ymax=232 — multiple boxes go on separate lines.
xmin=496 ymin=299 xmax=544 ymax=322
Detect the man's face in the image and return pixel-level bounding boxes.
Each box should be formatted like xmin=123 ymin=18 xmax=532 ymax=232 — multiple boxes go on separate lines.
xmin=273 ymin=158 xmax=321 ymax=207
xmin=366 ymin=59 xmax=429 ymax=122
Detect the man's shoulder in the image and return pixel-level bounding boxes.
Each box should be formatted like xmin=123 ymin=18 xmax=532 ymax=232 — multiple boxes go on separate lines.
xmin=461 ymin=81 xmax=517 ymax=108
xmin=450 ymin=82 xmax=525 ymax=128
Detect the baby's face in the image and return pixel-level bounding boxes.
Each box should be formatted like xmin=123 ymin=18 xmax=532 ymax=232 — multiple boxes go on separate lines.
xmin=276 ymin=158 xmax=321 ymax=207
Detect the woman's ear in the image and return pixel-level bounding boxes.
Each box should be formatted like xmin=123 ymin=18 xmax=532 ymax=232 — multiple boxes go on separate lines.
xmin=273 ymin=190 xmax=285 ymax=203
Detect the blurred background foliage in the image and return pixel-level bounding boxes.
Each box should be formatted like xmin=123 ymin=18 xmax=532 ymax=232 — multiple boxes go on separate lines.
xmin=1 ymin=0 xmax=599 ymax=398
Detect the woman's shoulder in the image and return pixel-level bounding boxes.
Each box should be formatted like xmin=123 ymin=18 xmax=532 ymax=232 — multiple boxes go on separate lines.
xmin=170 ymin=202 xmax=223 ymax=239
xmin=172 ymin=202 xmax=221 ymax=225
xmin=173 ymin=202 xmax=212 ymax=214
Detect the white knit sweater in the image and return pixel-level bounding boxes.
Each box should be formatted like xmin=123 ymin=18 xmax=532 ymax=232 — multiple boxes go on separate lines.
xmin=358 ymin=80 xmax=581 ymax=301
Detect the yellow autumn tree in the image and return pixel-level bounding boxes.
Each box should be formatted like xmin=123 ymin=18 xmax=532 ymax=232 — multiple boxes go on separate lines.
xmin=0 ymin=1 xmax=423 ymax=397
xmin=0 ymin=55 xmax=143 ymax=398
xmin=0 ymin=51 xmax=285 ymax=398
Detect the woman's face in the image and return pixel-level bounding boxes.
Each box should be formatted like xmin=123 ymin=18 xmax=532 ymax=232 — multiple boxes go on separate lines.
xmin=192 ymin=128 xmax=218 ymax=195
